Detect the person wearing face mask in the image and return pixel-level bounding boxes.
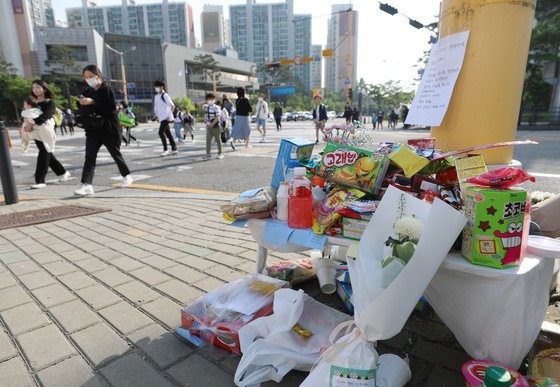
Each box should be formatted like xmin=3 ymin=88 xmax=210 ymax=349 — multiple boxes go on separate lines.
xmin=198 ymin=92 xmax=224 ymax=159
xmin=153 ymin=79 xmax=178 ymax=156
xmin=255 ymin=93 xmax=269 ymax=143
xmin=73 ymin=64 xmax=133 ymax=197
xmin=25 ymin=80 xmax=71 ymax=189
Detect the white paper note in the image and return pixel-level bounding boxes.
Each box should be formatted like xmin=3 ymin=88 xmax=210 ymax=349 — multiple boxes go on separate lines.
xmin=405 ymin=31 xmax=470 ymax=127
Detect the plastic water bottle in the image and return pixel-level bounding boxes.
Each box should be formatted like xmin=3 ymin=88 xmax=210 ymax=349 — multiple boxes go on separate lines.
xmin=285 ymin=153 xmax=299 ymax=182
xmin=288 ymin=167 xmax=313 ymax=229
xmin=276 ymin=182 xmax=289 ymax=222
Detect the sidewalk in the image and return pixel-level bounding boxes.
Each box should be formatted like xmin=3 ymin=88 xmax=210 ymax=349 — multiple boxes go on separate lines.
xmin=0 ymin=196 xmax=480 ymax=386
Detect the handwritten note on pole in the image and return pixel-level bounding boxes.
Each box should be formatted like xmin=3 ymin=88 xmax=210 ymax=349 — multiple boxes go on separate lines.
xmin=405 ymin=31 xmax=470 ymax=127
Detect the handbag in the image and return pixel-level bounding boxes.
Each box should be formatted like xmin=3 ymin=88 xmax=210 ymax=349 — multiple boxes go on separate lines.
xmin=75 ymin=105 xmax=104 ymax=132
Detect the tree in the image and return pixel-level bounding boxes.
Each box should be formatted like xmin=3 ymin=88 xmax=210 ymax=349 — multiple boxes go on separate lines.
xmin=172 ymin=95 xmax=195 ymax=112
xmin=365 ymin=81 xmax=414 ymax=112
xmin=44 ymin=45 xmax=82 ymax=110
xmin=0 ymin=56 xmax=17 ymax=76
xmin=535 ymin=0 xmax=560 ymax=21
xmin=190 ymin=54 xmax=221 ymax=92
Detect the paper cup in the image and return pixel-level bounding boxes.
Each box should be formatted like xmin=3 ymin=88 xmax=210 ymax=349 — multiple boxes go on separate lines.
xmin=316 ymin=258 xmax=337 ymax=294
xmin=377 ymin=354 xmax=412 ymax=386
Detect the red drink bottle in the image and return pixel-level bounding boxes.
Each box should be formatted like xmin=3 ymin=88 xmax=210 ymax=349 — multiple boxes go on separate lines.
xmin=288 ymin=167 xmax=313 ymax=229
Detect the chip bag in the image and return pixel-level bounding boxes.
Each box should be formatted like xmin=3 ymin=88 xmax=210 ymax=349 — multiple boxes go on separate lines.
xmin=388 ymin=146 xmax=429 ymax=178
xmin=312 ymin=186 xmax=365 ymax=234
xmin=466 ymin=167 xmax=535 ymax=188
xmin=266 ymin=258 xmax=319 ymax=284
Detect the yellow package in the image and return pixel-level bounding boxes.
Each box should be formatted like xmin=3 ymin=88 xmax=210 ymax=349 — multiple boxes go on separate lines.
xmin=312 ymin=186 xmax=365 ymax=234
xmin=388 ymin=146 xmax=429 ymax=178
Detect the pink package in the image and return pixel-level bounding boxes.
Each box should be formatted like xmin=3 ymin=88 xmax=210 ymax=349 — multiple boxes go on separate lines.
xmin=462 ymin=360 xmax=528 ymax=387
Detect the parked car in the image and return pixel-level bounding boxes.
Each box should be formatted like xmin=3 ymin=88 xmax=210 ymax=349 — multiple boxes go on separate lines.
xmin=328 ymin=111 xmax=337 ymax=119
xmin=304 ymin=112 xmax=313 ymax=121
xmin=287 ymin=112 xmax=298 ymax=122
xmin=281 ymin=113 xmax=288 ymax=122
xmin=251 ymin=114 xmax=256 ymax=123
xmin=297 ymin=111 xmax=307 ymax=121
xmin=337 ymin=112 xmax=344 ymax=118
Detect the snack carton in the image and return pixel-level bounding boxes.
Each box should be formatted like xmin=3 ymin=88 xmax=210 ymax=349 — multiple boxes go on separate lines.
xmin=462 ymin=187 xmax=529 ymax=269
xmin=317 ymin=143 xmax=390 ymax=195
xmin=342 ymin=216 xmax=372 ymax=240
xmin=271 ymin=137 xmax=314 ymax=188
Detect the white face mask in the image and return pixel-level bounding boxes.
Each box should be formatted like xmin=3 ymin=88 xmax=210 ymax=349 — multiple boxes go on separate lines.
xmin=155 ymin=87 xmax=161 ymax=93
xmin=86 ymin=77 xmax=99 ymax=88
xmin=258 ymin=97 xmax=263 ymax=102
xmin=208 ymin=100 xmax=215 ymax=106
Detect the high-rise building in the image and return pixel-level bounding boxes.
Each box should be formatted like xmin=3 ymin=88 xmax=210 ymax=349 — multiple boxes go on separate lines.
xmin=66 ymin=0 xmax=196 ymax=47
xmin=0 ymin=0 xmax=55 ymax=77
xmin=325 ymin=4 xmax=358 ymax=93
xmin=201 ymin=5 xmax=228 ymax=52
xmin=310 ymin=44 xmax=323 ymax=91
xmin=229 ymin=0 xmax=314 ymax=91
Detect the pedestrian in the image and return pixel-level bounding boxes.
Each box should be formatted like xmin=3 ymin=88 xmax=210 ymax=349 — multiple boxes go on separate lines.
xmin=220 ymin=101 xmax=231 ymax=144
xmin=65 ymin=109 xmax=75 ymax=135
xmin=312 ymin=95 xmax=327 ymax=144
xmin=230 ymin=87 xmax=253 ymax=149
xmin=255 ymin=93 xmax=269 ymax=143
xmin=343 ymin=103 xmax=353 ymax=124
xmin=153 ymin=79 xmax=177 ymax=157
xmin=73 ymin=64 xmax=133 ymax=197
xmin=371 ymin=112 xmax=377 ymax=129
xmin=198 ymin=92 xmax=223 ymax=159
xmin=182 ymin=108 xmax=195 ymax=142
xmin=377 ymin=111 xmax=384 ymax=129
xmin=352 ymin=107 xmax=361 ymax=124
xmin=55 ymin=107 xmax=66 ymax=135
xmin=173 ymin=106 xmax=184 ymax=144
xmin=389 ymin=109 xmax=398 ymax=129
xmin=25 ymin=80 xmax=71 ymax=189
xmin=273 ymin=102 xmax=283 ymax=131
xmin=122 ymin=103 xmax=140 ymax=147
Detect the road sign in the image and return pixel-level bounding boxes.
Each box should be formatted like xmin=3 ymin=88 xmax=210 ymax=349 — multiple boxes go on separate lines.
xmin=322 ymin=49 xmax=333 ymax=57
xmin=344 ymin=77 xmax=351 ymax=85
xmin=272 ymin=86 xmax=296 ymax=96
xmin=313 ymin=88 xmax=324 ymax=98
xmin=286 ymin=82 xmax=294 ymax=86
xmin=314 ymin=55 xmax=321 ymax=62
xmin=294 ymin=56 xmax=302 ymax=66
xmin=281 ymin=59 xmax=294 ymax=65
xmin=302 ymin=57 xmax=313 ymax=63
xmin=126 ymin=83 xmax=135 ymax=88
xmin=128 ymin=95 xmax=136 ymax=100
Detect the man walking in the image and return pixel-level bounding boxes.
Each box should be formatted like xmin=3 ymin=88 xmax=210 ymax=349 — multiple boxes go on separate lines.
xmin=153 ymin=79 xmax=177 ymax=157
xmin=343 ymin=103 xmax=353 ymax=125
xmin=255 ymin=93 xmax=269 ymax=143
xmin=273 ymin=102 xmax=283 ymax=131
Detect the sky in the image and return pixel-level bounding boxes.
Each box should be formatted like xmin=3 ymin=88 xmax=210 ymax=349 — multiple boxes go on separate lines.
xmin=52 ymin=0 xmax=441 ymax=90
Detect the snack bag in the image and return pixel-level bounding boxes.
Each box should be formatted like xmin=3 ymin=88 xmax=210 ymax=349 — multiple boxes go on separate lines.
xmin=312 ymin=186 xmax=365 ymax=234
xmin=221 ymin=187 xmax=277 ymax=218
xmin=466 ymin=167 xmax=535 ymax=188
xmin=388 ymin=146 xmax=429 ymax=178
xmin=265 ymin=258 xmax=318 ymax=284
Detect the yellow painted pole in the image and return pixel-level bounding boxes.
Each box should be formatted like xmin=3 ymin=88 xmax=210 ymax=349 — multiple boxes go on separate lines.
xmin=347 ymin=9 xmax=353 ymax=103
xmin=431 ymin=0 xmax=536 ymax=165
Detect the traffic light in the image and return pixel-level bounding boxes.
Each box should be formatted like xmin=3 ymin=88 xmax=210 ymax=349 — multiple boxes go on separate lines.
xmin=346 ymin=87 xmax=353 ymax=101
xmin=379 ymin=3 xmax=398 ymax=16
xmin=267 ymin=62 xmax=280 ymax=68
xmin=409 ymin=19 xmax=424 ymax=29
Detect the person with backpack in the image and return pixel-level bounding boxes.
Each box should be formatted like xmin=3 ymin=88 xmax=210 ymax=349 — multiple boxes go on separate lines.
xmin=182 ymin=108 xmax=195 ymax=142
xmin=198 ymin=92 xmax=223 ymax=159
xmin=220 ymin=101 xmax=231 ymax=144
xmin=153 ymin=79 xmax=177 ymax=157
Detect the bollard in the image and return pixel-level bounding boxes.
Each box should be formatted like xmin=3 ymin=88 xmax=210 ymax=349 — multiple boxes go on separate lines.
xmin=0 ymin=121 xmax=19 ymax=205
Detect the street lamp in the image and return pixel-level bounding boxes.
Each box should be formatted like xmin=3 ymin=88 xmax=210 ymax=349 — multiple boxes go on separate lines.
xmin=105 ymin=43 xmax=136 ymax=105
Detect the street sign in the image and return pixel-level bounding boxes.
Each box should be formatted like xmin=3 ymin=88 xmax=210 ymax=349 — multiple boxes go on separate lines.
xmin=313 ymin=88 xmax=324 ymax=98
xmin=344 ymin=77 xmax=351 ymax=85
xmin=126 ymin=83 xmax=135 ymax=88
xmin=314 ymin=55 xmax=321 ymax=62
xmin=128 ymin=95 xmax=136 ymax=100
xmin=286 ymin=82 xmax=294 ymax=86
xmin=272 ymin=86 xmax=296 ymax=96
xmin=302 ymin=57 xmax=313 ymax=63
xmin=322 ymin=49 xmax=333 ymax=57
xmin=281 ymin=59 xmax=294 ymax=65
xmin=294 ymin=56 xmax=302 ymax=66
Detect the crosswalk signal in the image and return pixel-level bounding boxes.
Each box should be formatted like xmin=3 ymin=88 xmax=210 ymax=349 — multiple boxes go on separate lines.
xmin=379 ymin=3 xmax=398 ymax=16
xmin=409 ymin=19 xmax=424 ymax=29
xmin=346 ymin=87 xmax=353 ymax=101
xmin=267 ymin=62 xmax=280 ymax=68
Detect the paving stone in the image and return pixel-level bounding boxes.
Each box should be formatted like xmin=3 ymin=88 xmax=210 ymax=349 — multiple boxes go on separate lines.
xmin=90 ymin=248 xmax=122 ymax=261
xmin=237 ymin=261 xmax=257 ymax=273
xmin=37 ymin=355 xmax=106 ymax=387
xmin=130 ymin=266 xmax=171 ymax=286
xmin=100 ymin=352 xmax=173 ymax=387
xmin=98 ymin=302 xmax=153 ymax=335
xmin=49 ymin=242 xmax=76 ymax=253
xmin=0 ymin=328 xmax=17 ymax=362
xmin=411 ymin=340 xmax=471 ymax=371
xmin=49 ymin=300 xmax=101 ymax=333
xmin=0 ymin=271 xmax=18 ymax=290
xmin=210 ymin=243 xmax=248 ymax=255
xmin=20 ymin=244 xmax=48 ymax=255
xmin=7 ymin=260 xmax=41 ymax=276
xmin=205 ymin=251 xmax=247 ymax=267
xmin=166 ymin=353 xmax=234 ymax=386
xmin=43 ymin=260 xmax=78 ymax=276
xmin=140 ymin=255 xmax=177 ymax=270
xmin=204 ymin=265 xmax=246 ymax=282
xmin=0 ymin=251 xmax=29 ymax=264
xmin=58 ymin=271 xmax=97 ymax=290
xmin=75 ymin=284 xmax=122 ymax=310
xmin=0 ymin=302 xmax=50 ymax=336
xmin=141 ymin=298 xmax=183 ymax=329
xmin=180 ymin=245 xmax=214 ymax=257
xmin=32 ymin=284 xmax=75 ymax=308
xmin=32 ymin=251 xmax=61 ymax=265
xmin=163 ymin=265 xmax=205 ymax=284
xmin=123 ymin=247 xmax=151 ymax=259
xmin=154 ymin=280 xmax=204 ymax=305
xmin=114 ymin=282 xmax=160 ymax=305
xmin=0 ymin=356 xmax=35 ymax=386
xmin=261 ymin=371 xmax=308 ymax=386
xmin=58 ymin=250 xmax=92 ymax=262
xmin=93 ymin=267 xmax=133 ymax=287
xmin=18 ymin=270 xmax=56 ymax=290
xmin=0 ymin=285 xmax=32 ymax=311
xmin=176 ymin=255 xmax=218 ymax=271
xmin=128 ymin=324 xmax=191 ymax=368
xmin=71 ymin=323 xmax=130 ymax=367
xmin=111 ymin=257 xmax=145 ymax=272
xmin=124 ymin=229 xmax=150 ymax=237
xmin=16 ymin=324 xmax=75 ymax=371
xmin=193 ymin=277 xmax=226 ymax=293
xmin=74 ymin=257 xmax=109 ymax=272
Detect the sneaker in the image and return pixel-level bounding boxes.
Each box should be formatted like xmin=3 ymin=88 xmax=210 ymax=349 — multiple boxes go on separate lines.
xmin=230 ymin=140 xmax=236 ymax=151
xmin=202 ymin=154 xmax=212 ymax=160
xmin=121 ymin=175 xmax=133 ymax=188
xmin=161 ymin=150 xmax=170 ymax=157
xmin=136 ymin=139 xmax=141 ymax=148
xmin=259 ymin=136 xmax=265 ymax=143
xmin=217 ymin=154 xmax=224 ymax=159
xmin=30 ymin=183 xmax=46 ymax=189
xmin=74 ymin=184 xmax=94 ymax=197
xmin=58 ymin=171 xmax=71 ymax=182
xmin=171 ymin=149 xmax=178 ymax=155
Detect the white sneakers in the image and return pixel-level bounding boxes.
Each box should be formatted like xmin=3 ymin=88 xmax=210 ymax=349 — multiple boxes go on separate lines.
xmin=217 ymin=154 xmax=224 ymax=159
xmin=30 ymin=183 xmax=46 ymax=189
xmin=161 ymin=150 xmax=170 ymax=157
xmin=136 ymin=139 xmax=141 ymax=147
xmin=59 ymin=171 xmax=71 ymax=182
xmin=74 ymin=184 xmax=94 ymax=197
xmin=259 ymin=136 xmax=266 ymax=143
xmin=121 ymin=175 xmax=133 ymax=188
xmin=230 ymin=140 xmax=236 ymax=151
xmin=171 ymin=150 xmax=178 ymax=155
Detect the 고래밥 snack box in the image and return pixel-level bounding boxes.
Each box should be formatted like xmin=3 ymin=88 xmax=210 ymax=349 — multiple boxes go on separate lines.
xmin=317 ymin=143 xmax=389 ymax=195
xmin=461 ymin=187 xmax=529 ymax=269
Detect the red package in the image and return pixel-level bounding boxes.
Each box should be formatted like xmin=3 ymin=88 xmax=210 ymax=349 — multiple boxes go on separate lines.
xmin=420 ymin=189 xmax=442 ymax=204
xmin=466 ymin=167 xmax=535 ymax=188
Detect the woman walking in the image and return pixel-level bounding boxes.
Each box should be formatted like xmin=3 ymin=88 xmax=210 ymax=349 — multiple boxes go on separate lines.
xmin=74 ymin=65 xmax=133 ymax=197
xmin=229 ymin=87 xmax=252 ymax=149
xmin=25 ymin=81 xmax=71 ymax=189
xmin=173 ymin=106 xmax=184 ymax=144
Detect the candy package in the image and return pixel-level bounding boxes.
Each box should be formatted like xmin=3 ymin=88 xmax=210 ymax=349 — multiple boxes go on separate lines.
xmin=312 ymin=186 xmax=365 ymax=234
xmin=221 ymin=187 xmax=277 ymax=218
xmin=265 ymin=258 xmax=319 ymax=284
xmin=466 ymin=167 xmax=535 ymax=188
xmin=388 ymin=146 xmax=429 ymax=178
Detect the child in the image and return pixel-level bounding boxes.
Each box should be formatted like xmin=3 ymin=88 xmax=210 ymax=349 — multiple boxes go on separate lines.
xmin=198 ymin=92 xmax=223 ymax=159
xmin=312 ymin=95 xmax=327 ymax=144
xmin=182 ymin=108 xmax=195 ymax=142
xmin=21 ymin=96 xmax=55 ymax=153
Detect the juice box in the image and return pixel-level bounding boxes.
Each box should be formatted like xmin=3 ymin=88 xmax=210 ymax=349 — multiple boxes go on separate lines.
xmin=317 ymin=143 xmax=389 ymax=195
xmin=461 ymin=187 xmax=528 ymax=269
xmin=271 ymin=137 xmax=314 ymax=188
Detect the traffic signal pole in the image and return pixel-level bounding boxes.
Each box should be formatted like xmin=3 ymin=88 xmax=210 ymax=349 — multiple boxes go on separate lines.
xmin=346 ymin=9 xmax=353 ymax=104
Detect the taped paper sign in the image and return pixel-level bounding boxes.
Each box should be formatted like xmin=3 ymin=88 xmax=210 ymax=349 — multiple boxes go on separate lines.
xmin=405 ymin=31 xmax=470 ymax=126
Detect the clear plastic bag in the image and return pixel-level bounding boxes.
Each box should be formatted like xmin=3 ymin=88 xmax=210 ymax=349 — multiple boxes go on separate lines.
xmin=265 ymin=257 xmax=319 ymax=284
xmin=221 ymin=187 xmax=277 ymax=217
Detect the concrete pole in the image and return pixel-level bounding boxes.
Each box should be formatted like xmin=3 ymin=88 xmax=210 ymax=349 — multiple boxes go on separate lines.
xmin=0 ymin=121 xmax=19 ymax=205
xmin=431 ymin=0 xmax=536 ymax=165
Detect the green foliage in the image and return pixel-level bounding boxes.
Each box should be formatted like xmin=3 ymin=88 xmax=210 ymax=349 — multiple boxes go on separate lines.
xmin=364 ymin=81 xmax=414 ymax=112
xmin=0 ymin=55 xmax=17 ymax=76
xmin=131 ymin=105 xmax=147 ymax=122
xmin=172 ymin=96 xmax=195 ymax=112
xmin=535 ymin=0 xmax=560 ymax=21
xmin=190 ymin=54 xmax=221 ymax=92
xmin=43 ymin=45 xmax=82 ymax=111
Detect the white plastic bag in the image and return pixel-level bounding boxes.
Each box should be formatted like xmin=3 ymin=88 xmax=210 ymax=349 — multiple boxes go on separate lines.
xmin=234 ymin=288 xmax=350 ymax=386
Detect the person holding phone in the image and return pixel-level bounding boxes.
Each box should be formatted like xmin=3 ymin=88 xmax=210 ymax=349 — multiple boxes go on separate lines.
xmin=73 ymin=64 xmax=132 ymax=197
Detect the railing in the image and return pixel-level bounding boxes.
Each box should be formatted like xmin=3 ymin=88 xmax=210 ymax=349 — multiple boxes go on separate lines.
xmin=519 ymin=106 xmax=560 ymax=126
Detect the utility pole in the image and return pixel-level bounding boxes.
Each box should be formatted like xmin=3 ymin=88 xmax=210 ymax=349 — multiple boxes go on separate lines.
xmin=105 ymin=44 xmax=136 ymax=105
xmin=346 ymin=9 xmax=353 ymax=104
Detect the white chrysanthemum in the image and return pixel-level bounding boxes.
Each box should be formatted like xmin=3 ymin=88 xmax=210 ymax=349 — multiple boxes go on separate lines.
xmin=393 ymin=217 xmax=424 ymax=242
xmin=531 ymin=191 xmax=554 ymax=204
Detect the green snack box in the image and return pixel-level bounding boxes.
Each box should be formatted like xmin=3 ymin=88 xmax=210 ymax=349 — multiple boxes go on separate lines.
xmin=342 ymin=216 xmax=372 ymax=240
xmin=317 ymin=142 xmax=389 ymax=195
xmin=461 ymin=187 xmax=528 ymax=269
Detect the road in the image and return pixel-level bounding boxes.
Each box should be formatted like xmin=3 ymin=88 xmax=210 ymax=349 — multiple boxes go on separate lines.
xmin=2 ymin=120 xmax=559 ymax=198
